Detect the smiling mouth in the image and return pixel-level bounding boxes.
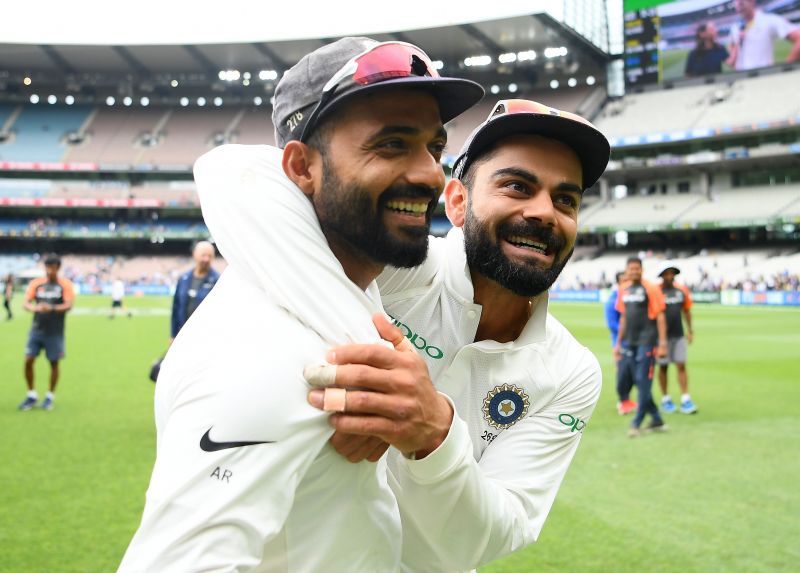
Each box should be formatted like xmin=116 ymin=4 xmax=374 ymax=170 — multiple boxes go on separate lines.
xmin=506 ymin=235 xmax=551 ymax=256
xmin=385 ymin=200 xmax=429 ymax=217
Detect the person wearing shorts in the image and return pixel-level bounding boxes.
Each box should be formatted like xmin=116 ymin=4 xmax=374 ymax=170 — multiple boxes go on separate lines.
xmin=109 ymin=277 xmax=131 ymax=319
xmin=657 ymin=263 xmax=697 ymax=414
xmin=19 ymin=254 xmax=75 ymax=411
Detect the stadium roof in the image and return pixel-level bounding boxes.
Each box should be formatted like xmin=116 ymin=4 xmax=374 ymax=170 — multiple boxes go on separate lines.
xmin=0 ymin=10 xmax=609 ymax=106
xmin=6 ymin=1 xmax=580 ymax=45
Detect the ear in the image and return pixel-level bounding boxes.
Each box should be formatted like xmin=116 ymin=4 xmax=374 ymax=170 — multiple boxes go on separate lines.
xmin=444 ymin=178 xmax=467 ymax=228
xmin=282 ymin=141 xmax=320 ymax=198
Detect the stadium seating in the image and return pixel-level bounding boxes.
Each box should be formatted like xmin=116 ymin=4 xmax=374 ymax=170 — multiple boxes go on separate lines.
xmin=553 ymin=247 xmax=800 ymax=292
xmin=63 ymin=107 xmax=168 ymax=165
xmin=579 ymin=193 xmax=705 ymax=231
xmin=0 ymin=105 xmax=93 ymax=162
xmin=595 ymin=69 xmax=800 ymax=139
xmin=679 ymin=186 xmax=800 ymax=226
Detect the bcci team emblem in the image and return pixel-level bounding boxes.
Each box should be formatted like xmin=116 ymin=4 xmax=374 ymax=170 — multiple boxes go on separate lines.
xmin=482 ymin=384 xmax=530 ymax=430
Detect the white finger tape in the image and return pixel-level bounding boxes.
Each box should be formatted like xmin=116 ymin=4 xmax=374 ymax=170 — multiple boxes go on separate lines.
xmin=303 ymin=363 xmax=337 ymax=388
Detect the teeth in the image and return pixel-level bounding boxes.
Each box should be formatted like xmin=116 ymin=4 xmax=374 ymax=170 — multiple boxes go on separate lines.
xmin=508 ymin=235 xmax=547 ymax=252
xmin=386 ymin=200 xmax=428 ymax=214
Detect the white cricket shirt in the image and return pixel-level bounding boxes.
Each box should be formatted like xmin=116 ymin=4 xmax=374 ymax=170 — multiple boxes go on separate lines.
xmin=730 ymin=10 xmax=799 ymax=70
xmin=379 ymin=229 xmax=601 ymax=572
xmin=118 ymin=146 xmax=402 ymax=572
xmin=176 ymin=144 xmax=601 ymax=573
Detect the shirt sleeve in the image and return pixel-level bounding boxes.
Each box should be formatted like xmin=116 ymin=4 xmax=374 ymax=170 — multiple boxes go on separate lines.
xmin=59 ymin=278 xmax=75 ymax=304
xmin=680 ymin=284 xmax=693 ymax=310
xmin=768 ymin=12 xmax=798 ymax=39
xmin=645 ymin=281 xmax=666 ymax=319
xmin=194 ymin=144 xmax=382 ymax=346
xmin=25 ymin=279 xmax=40 ymax=302
xmin=170 ymin=277 xmax=182 ymax=338
xmin=119 ymin=271 xmax=335 ymax=572
xmin=604 ymin=289 xmax=620 ymax=336
xmin=390 ymin=349 xmax=601 ymax=572
xmin=615 ymin=283 xmax=627 ymax=314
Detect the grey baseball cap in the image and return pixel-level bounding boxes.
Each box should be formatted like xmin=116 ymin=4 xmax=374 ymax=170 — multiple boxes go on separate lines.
xmin=452 ymin=99 xmax=611 ymax=190
xmin=272 ymin=36 xmax=484 ymax=147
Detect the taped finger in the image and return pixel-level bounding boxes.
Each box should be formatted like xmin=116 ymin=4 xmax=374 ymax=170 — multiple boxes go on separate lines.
xmin=323 ymin=387 xmax=347 ymax=413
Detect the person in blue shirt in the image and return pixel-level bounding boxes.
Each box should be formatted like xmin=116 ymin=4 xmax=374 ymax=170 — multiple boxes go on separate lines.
xmin=684 ymin=22 xmax=729 ymax=77
xmin=151 ymin=241 xmax=220 ymax=382
xmin=606 ymin=271 xmax=636 ymax=415
xmin=170 ymin=241 xmax=220 ymax=341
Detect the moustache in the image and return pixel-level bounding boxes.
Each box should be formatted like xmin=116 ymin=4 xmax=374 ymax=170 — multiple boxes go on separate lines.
xmin=379 ymin=184 xmax=438 ymax=205
xmin=497 ymin=220 xmax=566 ymax=255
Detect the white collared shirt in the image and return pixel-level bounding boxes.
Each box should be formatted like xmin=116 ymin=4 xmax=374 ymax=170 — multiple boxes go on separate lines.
xmin=379 ymin=228 xmax=601 ymax=572
xmin=118 ymin=146 xmax=402 ymax=572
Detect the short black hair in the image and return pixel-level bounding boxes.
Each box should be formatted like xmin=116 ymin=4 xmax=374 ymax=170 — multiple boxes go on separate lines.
xmin=615 ymin=271 xmax=625 ymax=283
xmin=459 ymin=146 xmax=501 ymax=193
xmin=626 ymin=257 xmax=642 ymax=266
xmin=43 ymin=253 xmax=61 ymax=267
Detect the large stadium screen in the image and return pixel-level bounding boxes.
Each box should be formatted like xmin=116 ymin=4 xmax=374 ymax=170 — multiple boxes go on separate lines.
xmin=624 ymin=0 xmax=800 ymax=86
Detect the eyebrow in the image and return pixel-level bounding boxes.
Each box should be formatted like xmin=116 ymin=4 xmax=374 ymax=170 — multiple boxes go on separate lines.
xmin=490 ymin=167 xmax=583 ymax=194
xmin=368 ymin=125 xmax=448 ymax=142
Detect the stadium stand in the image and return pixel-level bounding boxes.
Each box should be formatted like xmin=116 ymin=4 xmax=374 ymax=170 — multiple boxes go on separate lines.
xmin=679 ymin=185 xmax=800 ymax=226
xmin=580 ymin=193 xmax=705 ymax=230
xmin=555 ymin=247 xmax=799 ymax=292
xmin=0 ymin=105 xmax=92 ymax=162
xmin=62 ymin=107 xmax=167 ymax=165
xmin=595 ymin=69 xmax=800 ymax=139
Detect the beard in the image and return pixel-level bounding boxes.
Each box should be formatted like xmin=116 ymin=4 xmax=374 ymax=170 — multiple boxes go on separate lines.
xmin=463 ymin=205 xmax=573 ymax=297
xmin=314 ymin=156 xmax=437 ymax=268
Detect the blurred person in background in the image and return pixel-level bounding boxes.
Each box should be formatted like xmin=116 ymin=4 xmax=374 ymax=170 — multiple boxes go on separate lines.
xmin=657 ymin=263 xmax=698 ymax=414
xmin=3 ymin=272 xmax=13 ymax=320
xmin=606 ymin=270 xmax=637 ymax=415
xmin=614 ymin=257 xmax=668 ymax=437
xmin=19 ymin=254 xmax=75 ymax=411
xmin=685 ymin=21 xmax=729 ymax=76
xmin=149 ymin=241 xmax=220 ymax=382
xmin=109 ymin=277 xmax=131 ymax=319
xmin=169 ymin=240 xmax=219 ymax=342
xmin=727 ymin=0 xmax=800 ymax=70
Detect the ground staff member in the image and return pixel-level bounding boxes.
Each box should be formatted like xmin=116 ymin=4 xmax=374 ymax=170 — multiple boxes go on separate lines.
xmin=199 ymin=99 xmax=610 ymax=571
xmin=119 ymin=37 xmax=483 ymax=572
xmin=657 ymin=263 xmax=697 ymax=414
xmin=18 ymin=254 xmax=74 ymax=412
xmin=614 ymin=257 xmax=668 ymax=437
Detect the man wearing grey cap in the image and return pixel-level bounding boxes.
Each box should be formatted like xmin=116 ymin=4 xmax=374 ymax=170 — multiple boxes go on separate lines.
xmin=119 ymin=37 xmax=482 ymax=572
xmin=194 ymin=98 xmax=611 ymax=571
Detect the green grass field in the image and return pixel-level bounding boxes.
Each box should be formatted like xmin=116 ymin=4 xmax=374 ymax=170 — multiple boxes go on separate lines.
xmin=1 ymin=295 xmax=798 ymax=572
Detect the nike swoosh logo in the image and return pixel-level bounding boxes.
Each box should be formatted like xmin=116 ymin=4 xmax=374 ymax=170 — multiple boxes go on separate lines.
xmin=199 ymin=428 xmax=275 ymax=452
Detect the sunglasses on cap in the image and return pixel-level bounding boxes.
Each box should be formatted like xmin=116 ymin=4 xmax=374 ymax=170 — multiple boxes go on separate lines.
xmin=299 ymin=41 xmax=440 ymax=142
xmin=487 ymin=99 xmax=594 ymax=126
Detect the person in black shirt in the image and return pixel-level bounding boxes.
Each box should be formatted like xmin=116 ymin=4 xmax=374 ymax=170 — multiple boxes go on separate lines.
xmin=685 ymin=22 xmax=729 ymax=77
xmin=19 ymin=254 xmax=75 ymax=411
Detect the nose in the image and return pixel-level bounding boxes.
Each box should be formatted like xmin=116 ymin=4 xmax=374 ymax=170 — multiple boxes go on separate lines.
xmin=521 ymin=190 xmax=557 ymax=227
xmin=404 ymin=146 xmax=445 ymax=194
